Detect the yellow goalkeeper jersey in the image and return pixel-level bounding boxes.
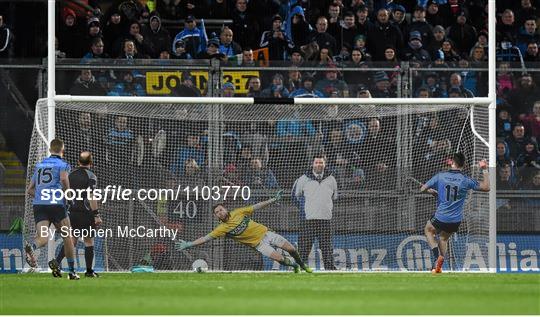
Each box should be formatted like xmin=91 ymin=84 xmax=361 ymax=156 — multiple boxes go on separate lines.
xmin=209 ymin=205 xmax=268 ymax=247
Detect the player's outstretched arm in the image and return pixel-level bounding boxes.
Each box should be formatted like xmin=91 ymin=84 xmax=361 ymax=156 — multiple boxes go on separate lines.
xmin=477 ymin=160 xmax=490 ymax=192
xmin=252 ymin=190 xmax=283 ymax=211
xmin=419 ymin=184 xmax=438 ymax=197
xmin=175 ymin=234 xmax=214 ymax=251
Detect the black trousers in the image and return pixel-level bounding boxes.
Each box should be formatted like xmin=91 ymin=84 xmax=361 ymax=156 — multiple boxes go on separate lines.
xmin=298 ymin=219 xmax=336 ymax=270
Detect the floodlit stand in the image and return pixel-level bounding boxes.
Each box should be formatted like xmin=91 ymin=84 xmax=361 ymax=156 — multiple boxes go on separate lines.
xmin=39 ymin=0 xmax=497 ymax=272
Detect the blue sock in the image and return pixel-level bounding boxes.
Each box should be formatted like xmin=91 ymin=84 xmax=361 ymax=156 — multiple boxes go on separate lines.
xmin=67 ymin=258 xmax=75 ymax=273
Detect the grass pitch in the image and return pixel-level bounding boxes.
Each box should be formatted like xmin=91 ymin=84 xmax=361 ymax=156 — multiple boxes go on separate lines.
xmin=1 ymin=273 xmax=538 ymax=314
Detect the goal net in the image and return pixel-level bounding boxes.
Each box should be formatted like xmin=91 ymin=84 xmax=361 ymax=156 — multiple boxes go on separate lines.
xmin=24 ymin=97 xmax=491 ymax=272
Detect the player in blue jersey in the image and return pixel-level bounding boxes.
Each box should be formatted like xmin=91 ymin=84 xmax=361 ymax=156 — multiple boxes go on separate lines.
xmin=25 ymin=139 xmax=79 ymax=279
xmin=420 ymin=153 xmax=490 ymax=274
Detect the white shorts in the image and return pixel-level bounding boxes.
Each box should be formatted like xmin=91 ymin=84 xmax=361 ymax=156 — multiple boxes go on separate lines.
xmin=255 ymin=231 xmax=288 ymax=258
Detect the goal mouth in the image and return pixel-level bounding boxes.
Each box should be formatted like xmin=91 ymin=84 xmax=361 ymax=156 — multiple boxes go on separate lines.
xmin=25 ymin=96 xmax=494 ymax=273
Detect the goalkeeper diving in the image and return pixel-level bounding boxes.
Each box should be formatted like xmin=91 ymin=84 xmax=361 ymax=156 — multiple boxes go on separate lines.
xmin=176 ymin=190 xmax=313 ymax=273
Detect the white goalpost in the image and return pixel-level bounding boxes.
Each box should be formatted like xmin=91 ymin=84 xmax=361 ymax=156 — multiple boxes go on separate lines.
xmin=28 ymin=0 xmax=497 ymax=272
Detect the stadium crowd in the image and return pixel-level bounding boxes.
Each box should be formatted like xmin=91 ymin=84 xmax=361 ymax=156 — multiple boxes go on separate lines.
xmin=5 ymin=0 xmax=528 ymax=201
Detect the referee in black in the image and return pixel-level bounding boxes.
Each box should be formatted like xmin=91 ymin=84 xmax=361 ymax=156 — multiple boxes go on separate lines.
xmin=54 ymin=151 xmax=102 ymax=277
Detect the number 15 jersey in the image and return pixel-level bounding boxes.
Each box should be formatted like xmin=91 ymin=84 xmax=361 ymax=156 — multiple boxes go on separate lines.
xmin=31 ymin=154 xmax=71 ymax=206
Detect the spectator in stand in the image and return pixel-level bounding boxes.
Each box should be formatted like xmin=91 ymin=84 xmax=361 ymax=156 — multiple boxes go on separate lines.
xmin=402 ymin=31 xmax=431 ymax=62
xmin=520 ymin=170 xmax=540 ymax=207
xmin=105 ymin=116 xmax=135 ymax=186
xmin=309 ymin=16 xmax=337 ymax=55
xmin=423 ymin=72 xmax=447 ymax=98
xmin=108 ymin=71 xmax=145 ymax=96
xmin=516 ymin=140 xmax=540 ymax=170
xmin=116 ymin=21 xmax=153 ymax=58
xmin=383 ymin=46 xmax=400 ymax=68
xmin=496 ymin=141 xmax=515 ymax=167
xmin=507 ymin=73 xmax=540 ymax=119
xmin=287 ymin=5 xmax=312 ymax=47
xmin=222 ymin=81 xmax=236 ymax=97
xmin=408 ymin=5 xmax=434 ymax=46
xmin=69 ymin=70 xmax=106 ymax=96
xmin=246 ymin=76 xmax=263 ymax=97
xmin=289 ymin=76 xmax=326 ymax=98
xmin=289 ymin=48 xmax=305 ymax=67
xmin=103 ymin=9 xmax=125 ymax=57
xmin=496 ymin=37 xmax=524 ymax=62
xmin=440 ymin=39 xmax=461 ymax=65
xmin=314 ymin=47 xmax=335 ymax=80
xmin=522 ymin=101 xmax=540 ymax=140
xmin=352 ymin=34 xmax=372 ymax=61
xmin=370 ymin=71 xmax=396 ymax=98
xmin=416 ymin=86 xmax=431 ymax=98
xmin=231 ymin=0 xmax=260 ymax=49
xmin=315 ymin=68 xmax=349 ymax=97
xmin=496 ymin=63 xmax=515 ymax=99
xmin=171 ymin=134 xmax=205 ymax=177
xmin=469 ymin=44 xmax=487 ymax=62
xmin=356 ymin=84 xmax=372 ymax=98
xmin=392 ymin=5 xmax=408 ymax=36
xmin=426 ymin=1 xmax=445 ymax=27
xmin=172 ymin=39 xmax=192 ymax=59
xmin=240 ymin=48 xmax=258 ymax=67
xmin=259 ymin=14 xmax=294 ymax=61
xmin=173 ymin=72 xmax=201 ymax=97
xmin=83 ymin=17 xmax=103 ymax=54
xmin=338 ymin=11 xmax=360 ymax=50
xmin=505 ymin=123 xmax=538 ymax=159
xmin=458 ymin=59 xmax=484 ymax=97
xmin=367 ymin=8 xmax=404 ymax=61
xmin=446 ymin=11 xmax=477 ymax=58
xmin=172 ymin=15 xmax=206 ymax=59
xmin=344 ymin=48 xmax=370 ymax=88
xmin=448 ymin=72 xmax=474 ymax=98
xmin=447 ymin=87 xmax=464 ymax=98
xmin=515 ymin=0 xmax=539 ymax=26
xmin=439 ymin=0 xmax=464 ymax=28
xmin=219 ymin=26 xmax=242 ymax=58
xmin=523 ymin=42 xmax=540 ymax=64
xmin=427 ymin=25 xmax=446 ymax=60
xmin=209 ymin=0 xmax=231 ymax=19
xmin=286 ymin=70 xmax=302 ymax=93
xmin=0 ymin=13 xmax=14 ymax=58
xmin=156 ymin=0 xmax=183 ymax=20
xmin=358 ymin=117 xmax=394 ymax=190
xmin=58 ymin=7 xmax=84 ymax=58
xmin=355 ymin=5 xmax=373 ymax=38
xmin=243 ymin=158 xmax=279 ymax=190
xmin=497 ymin=9 xmax=518 ymax=45
xmin=326 ymin=2 xmax=341 ymax=42
xmin=261 ymin=73 xmax=290 ymax=98
xmin=159 ymin=50 xmax=170 ymax=59
xmin=497 ymin=162 xmax=519 ymax=191
xmin=497 ymin=108 xmax=514 ymax=139
xmin=142 ymin=12 xmax=171 ymax=58
xmin=118 ymin=39 xmax=144 ymax=59
xmin=82 ymin=37 xmax=109 ymax=60
xmin=196 ymin=37 xmax=226 ymax=60
xmin=516 ymin=16 xmax=540 ymax=56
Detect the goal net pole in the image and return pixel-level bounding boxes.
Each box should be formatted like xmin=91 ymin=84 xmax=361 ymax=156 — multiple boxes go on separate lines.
xmin=487 ymin=0 xmax=497 ymax=274
xmin=46 ymin=0 xmax=56 ymax=262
